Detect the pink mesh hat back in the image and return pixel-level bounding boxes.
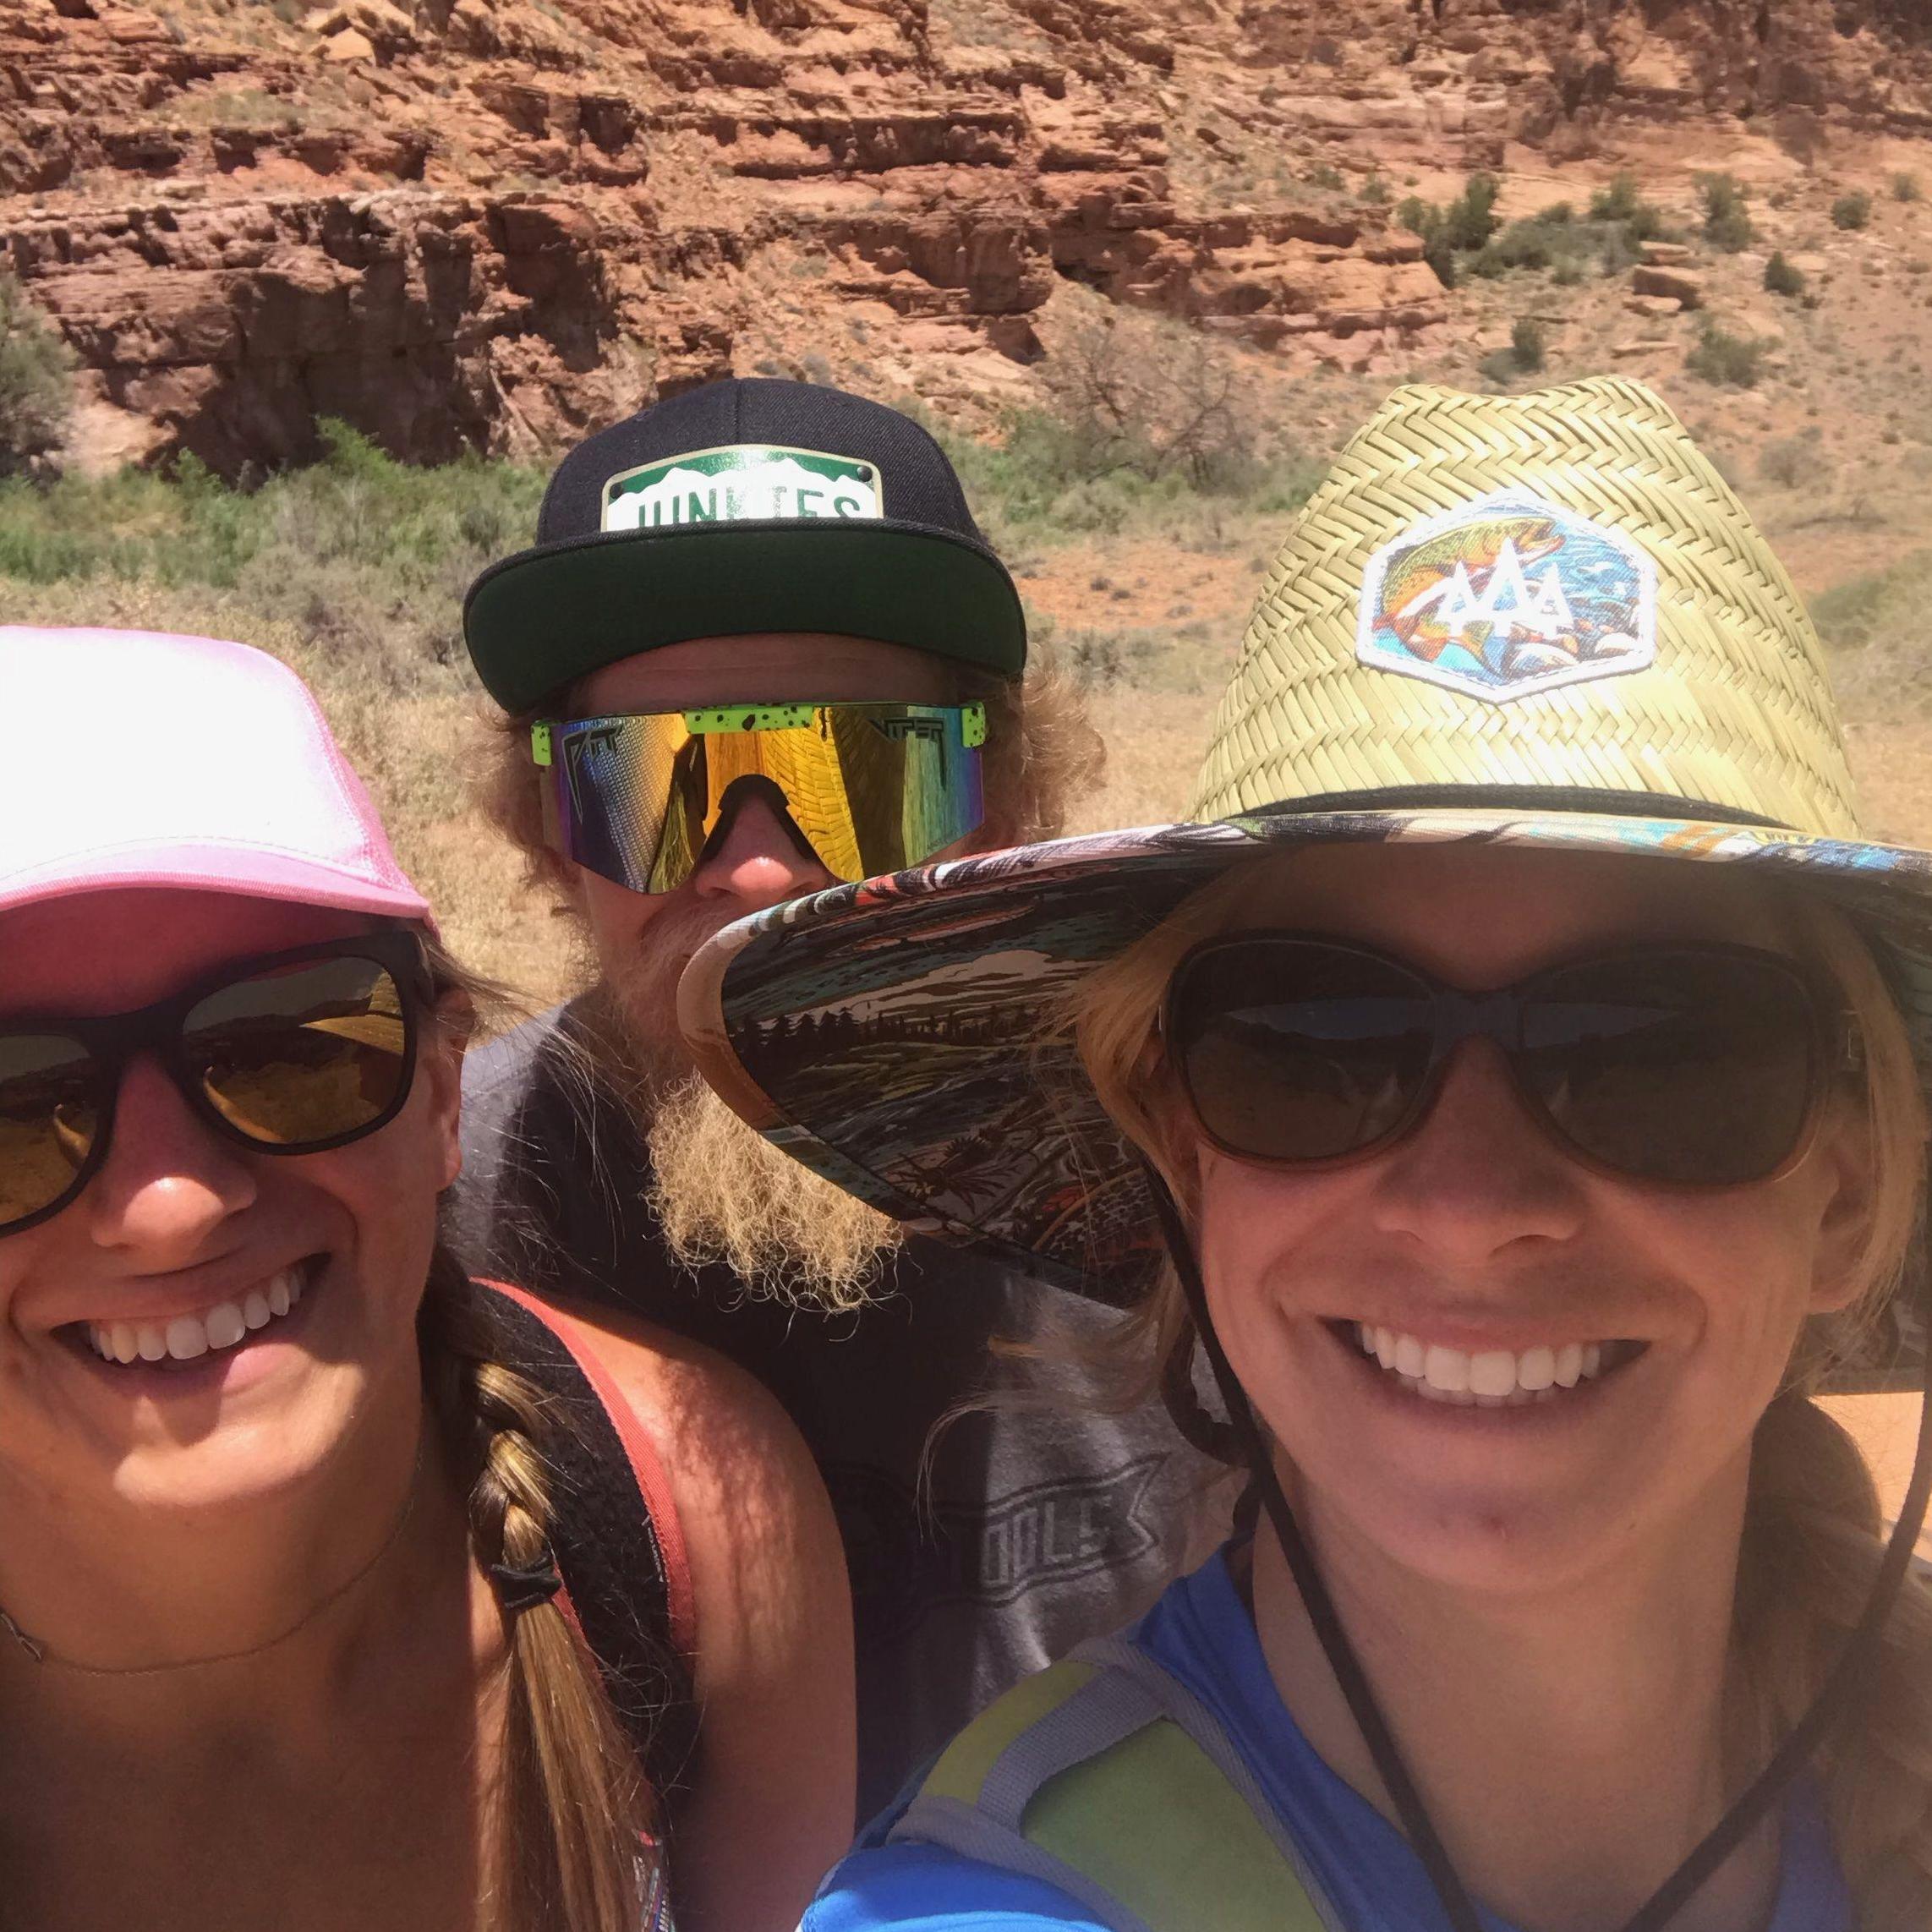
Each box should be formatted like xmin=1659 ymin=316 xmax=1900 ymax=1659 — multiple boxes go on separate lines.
xmin=0 ymin=627 xmax=430 ymax=925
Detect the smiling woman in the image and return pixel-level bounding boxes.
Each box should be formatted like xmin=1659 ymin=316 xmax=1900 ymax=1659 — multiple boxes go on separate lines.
xmin=0 ymin=627 xmax=854 ymax=1932
xmin=676 ymin=380 xmax=1932 ymax=1932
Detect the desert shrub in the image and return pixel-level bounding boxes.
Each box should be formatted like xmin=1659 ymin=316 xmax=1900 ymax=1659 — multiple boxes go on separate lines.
xmin=1764 ymin=250 xmax=1808 ymax=298
xmin=1588 ymin=172 xmax=1668 ymax=241
xmin=1831 ymin=190 xmax=1873 ymax=231
xmin=1475 ymin=316 xmax=1547 ymax=388
xmin=1510 ymin=316 xmax=1546 ymax=373
xmin=1685 ymin=322 xmax=1764 ymax=388
xmin=1759 ymin=434 xmax=1818 ymax=487
xmin=1465 ymin=178 xmax=1670 ymax=282
xmin=1806 ymin=553 xmax=1932 ymax=722
xmin=0 ymin=423 xmax=547 ymax=676
xmin=924 ymin=311 xmax=1327 ymax=550
xmin=0 ymin=272 xmax=74 ymax=476
xmin=1399 ymin=172 xmax=1501 ymax=286
xmin=1698 ymin=172 xmax=1754 ymax=251
xmin=1894 ymin=172 xmax=1923 ymax=204
xmin=1057 ymin=626 xmax=1163 ymax=688
xmin=1475 ymin=348 xmax=1516 ymax=389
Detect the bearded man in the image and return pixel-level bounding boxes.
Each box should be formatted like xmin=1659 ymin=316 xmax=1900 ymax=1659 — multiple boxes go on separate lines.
xmin=452 ymin=378 xmax=1223 ymax=1818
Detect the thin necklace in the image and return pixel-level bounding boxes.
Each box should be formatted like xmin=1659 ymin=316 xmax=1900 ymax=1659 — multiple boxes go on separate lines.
xmin=0 ymin=1437 xmax=427 ymax=1678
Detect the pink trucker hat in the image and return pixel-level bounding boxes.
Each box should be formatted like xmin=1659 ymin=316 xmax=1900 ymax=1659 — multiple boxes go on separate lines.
xmin=0 ymin=627 xmax=431 ymax=925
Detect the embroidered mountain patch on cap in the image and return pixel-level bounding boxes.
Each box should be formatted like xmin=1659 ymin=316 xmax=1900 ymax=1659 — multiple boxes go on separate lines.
xmin=602 ymin=445 xmax=884 ymax=531
xmin=1356 ymin=489 xmax=1656 ymax=703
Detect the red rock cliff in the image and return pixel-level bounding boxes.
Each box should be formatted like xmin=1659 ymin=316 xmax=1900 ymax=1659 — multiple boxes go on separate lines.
xmin=3 ymin=0 xmax=1929 ymax=470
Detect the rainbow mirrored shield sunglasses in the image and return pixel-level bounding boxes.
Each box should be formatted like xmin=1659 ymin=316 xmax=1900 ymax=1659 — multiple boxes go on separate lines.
xmin=532 ymin=701 xmax=988 ymax=895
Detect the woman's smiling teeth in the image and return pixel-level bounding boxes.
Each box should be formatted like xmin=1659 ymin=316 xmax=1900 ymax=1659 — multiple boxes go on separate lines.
xmin=1352 ymin=1322 xmax=1638 ymax=1407
xmin=83 ymin=1267 xmax=305 ymax=1366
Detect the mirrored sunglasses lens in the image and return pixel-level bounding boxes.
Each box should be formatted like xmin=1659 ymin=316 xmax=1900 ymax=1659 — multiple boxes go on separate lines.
xmin=185 ymin=956 xmax=411 ymax=1148
xmin=0 ymin=1034 xmax=101 ymax=1227
xmin=676 ymin=706 xmax=984 ymax=886
xmin=1524 ymin=953 xmax=1818 ymax=1185
xmin=550 ymin=716 xmax=687 ymax=895
xmin=560 ymin=708 xmax=987 ymax=895
xmin=830 ymin=707 xmax=984 ymax=878
xmin=1174 ymin=944 xmax=1435 ymax=1161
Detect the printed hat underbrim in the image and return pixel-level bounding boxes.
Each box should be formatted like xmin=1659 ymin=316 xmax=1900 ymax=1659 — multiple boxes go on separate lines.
xmin=463 ymin=518 xmax=1026 ymax=713
xmin=679 ymin=801 xmax=1932 ymax=1395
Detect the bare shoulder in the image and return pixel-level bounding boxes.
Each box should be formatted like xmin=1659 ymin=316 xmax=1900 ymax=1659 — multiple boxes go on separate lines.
xmin=524 ymin=1293 xmax=857 ymax=1924
xmin=534 ymin=1293 xmax=821 ymax=1516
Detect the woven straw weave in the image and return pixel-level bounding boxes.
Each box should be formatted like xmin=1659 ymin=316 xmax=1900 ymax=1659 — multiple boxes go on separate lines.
xmin=1190 ymin=378 xmax=1861 ymax=839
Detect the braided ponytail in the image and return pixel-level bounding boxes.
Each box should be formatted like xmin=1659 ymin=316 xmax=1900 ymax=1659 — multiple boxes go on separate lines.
xmin=419 ymin=1247 xmax=656 ymax=1932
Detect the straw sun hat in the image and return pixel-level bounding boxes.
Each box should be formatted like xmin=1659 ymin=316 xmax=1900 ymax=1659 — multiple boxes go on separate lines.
xmin=678 ymin=377 xmax=1932 ymax=1393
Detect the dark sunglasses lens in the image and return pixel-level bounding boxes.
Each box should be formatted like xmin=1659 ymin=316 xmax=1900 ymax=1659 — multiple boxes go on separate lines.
xmin=184 ymin=955 xmax=413 ymax=1149
xmin=1174 ymin=942 xmax=1436 ymax=1161
xmin=1523 ymin=952 xmax=1819 ymax=1185
xmin=0 ymin=1034 xmax=102 ymax=1226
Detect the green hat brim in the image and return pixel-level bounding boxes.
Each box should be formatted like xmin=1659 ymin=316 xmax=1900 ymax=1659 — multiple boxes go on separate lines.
xmin=464 ymin=520 xmax=1026 ymax=713
xmin=680 ymin=801 xmax=1932 ymax=1394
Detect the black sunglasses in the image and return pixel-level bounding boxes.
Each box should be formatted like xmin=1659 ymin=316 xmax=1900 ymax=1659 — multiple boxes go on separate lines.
xmin=1163 ymin=933 xmax=1857 ymax=1190
xmin=0 ymin=933 xmax=433 ymax=1238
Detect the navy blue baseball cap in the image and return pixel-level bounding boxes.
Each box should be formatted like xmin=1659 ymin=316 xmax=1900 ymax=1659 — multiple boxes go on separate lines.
xmin=463 ymin=378 xmax=1027 ymax=712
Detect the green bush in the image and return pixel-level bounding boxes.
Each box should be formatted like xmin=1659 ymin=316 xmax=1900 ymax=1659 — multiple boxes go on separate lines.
xmin=1894 ymin=172 xmax=1922 ymax=204
xmin=1831 ymin=190 xmax=1873 ymax=231
xmin=1812 ymin=567 xmax=1901 ymax=649
xmin=1587 ymin=172 xmax=1668 ymax=241
xmin=1698 ymin=172 xmax=1754 ymax=252
xmin=1510 ymin=316 xmax=1546 ymax=373
xmin=0 ymin=272 xmax=74 ymax=476
xmin=1476 ymin=317 xmax=1548 ymax=389
xmin=1685 ymin=322 xmax=1765 ymax=388
xmin=0 ymin=423 xmax=547 ymax=673
xmin=1399 ymin=173 xmax=1501 ymax=286
xmin=1763 ymin=250 xmax=1808 ymax=298
xmin=923 ymin=309 xmax=1328 ymax=550
xmin=1467 ymin=183 xmax=1678 ymax=285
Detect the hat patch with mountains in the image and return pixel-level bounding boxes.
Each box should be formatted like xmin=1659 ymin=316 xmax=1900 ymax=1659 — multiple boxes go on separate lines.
xmin=1355 ymin=488 xmax=1656 ymax=704
xmin=603 ymin=444 xmax=884 ymax=531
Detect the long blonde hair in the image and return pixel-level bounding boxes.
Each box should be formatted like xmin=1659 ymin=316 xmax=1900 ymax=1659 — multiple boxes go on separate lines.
xmin=1066 ymin=856 xmax=1932 ymax=1924
xmin=417 ymin=942 xmax=662 ymax=1931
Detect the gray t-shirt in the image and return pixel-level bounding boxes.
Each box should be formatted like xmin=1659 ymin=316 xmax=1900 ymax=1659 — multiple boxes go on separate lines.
xmin=450 ymin=1002 xmax=1227 ymax=1820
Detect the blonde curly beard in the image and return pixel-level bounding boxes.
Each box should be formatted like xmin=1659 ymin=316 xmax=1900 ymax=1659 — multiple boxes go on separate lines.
xmin=581 ymin=906 xmax=902 ymax=1313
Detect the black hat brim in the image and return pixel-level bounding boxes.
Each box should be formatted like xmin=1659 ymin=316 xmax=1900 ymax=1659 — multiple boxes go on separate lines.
xmin=463 ymin=519 xmax=1027 ymax=713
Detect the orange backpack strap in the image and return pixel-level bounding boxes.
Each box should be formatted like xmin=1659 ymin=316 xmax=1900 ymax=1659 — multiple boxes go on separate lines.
xmin=474 ymin=1279 xmax=700 ymax=1809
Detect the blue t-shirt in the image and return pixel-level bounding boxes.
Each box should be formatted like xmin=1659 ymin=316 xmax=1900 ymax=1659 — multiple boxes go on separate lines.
xmin=804 ymin=1547 xmax=1853 ymax=1932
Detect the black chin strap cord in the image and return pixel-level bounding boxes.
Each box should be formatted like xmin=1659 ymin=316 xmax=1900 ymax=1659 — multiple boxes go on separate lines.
xmin=1142 ymin=1164 xmax=1932 ymax=1932
xmin=1144 ymin=1172 xmax=1486 ymax=1932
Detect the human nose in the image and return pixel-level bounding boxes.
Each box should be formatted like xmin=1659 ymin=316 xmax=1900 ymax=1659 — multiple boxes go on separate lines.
xmin=690 ymin=791 xmax=836 ymax=911
xmin=81 ymin=1056 xmax=258 ymax=1262
xmin=1365 ymin=1038 xmax=1588 ymax=1261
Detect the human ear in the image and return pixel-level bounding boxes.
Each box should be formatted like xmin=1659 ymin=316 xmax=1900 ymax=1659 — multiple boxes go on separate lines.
xmin=421 ymin=993 xmax=470 ymax=1193
xmin=1805 ymin=1092 xmax=1879 ymax=1317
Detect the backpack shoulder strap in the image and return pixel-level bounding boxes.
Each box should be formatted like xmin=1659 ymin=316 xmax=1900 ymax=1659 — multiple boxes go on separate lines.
xmin=890 ymin=1638 xmax=1347 ymax=1932
xmin=473 ymin=1280 xmax=701 ymax=1810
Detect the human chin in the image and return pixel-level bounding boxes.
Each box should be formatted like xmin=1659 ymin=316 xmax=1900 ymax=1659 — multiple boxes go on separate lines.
xmin=1198 ymin=1233 xmax=1710 ymax=1595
